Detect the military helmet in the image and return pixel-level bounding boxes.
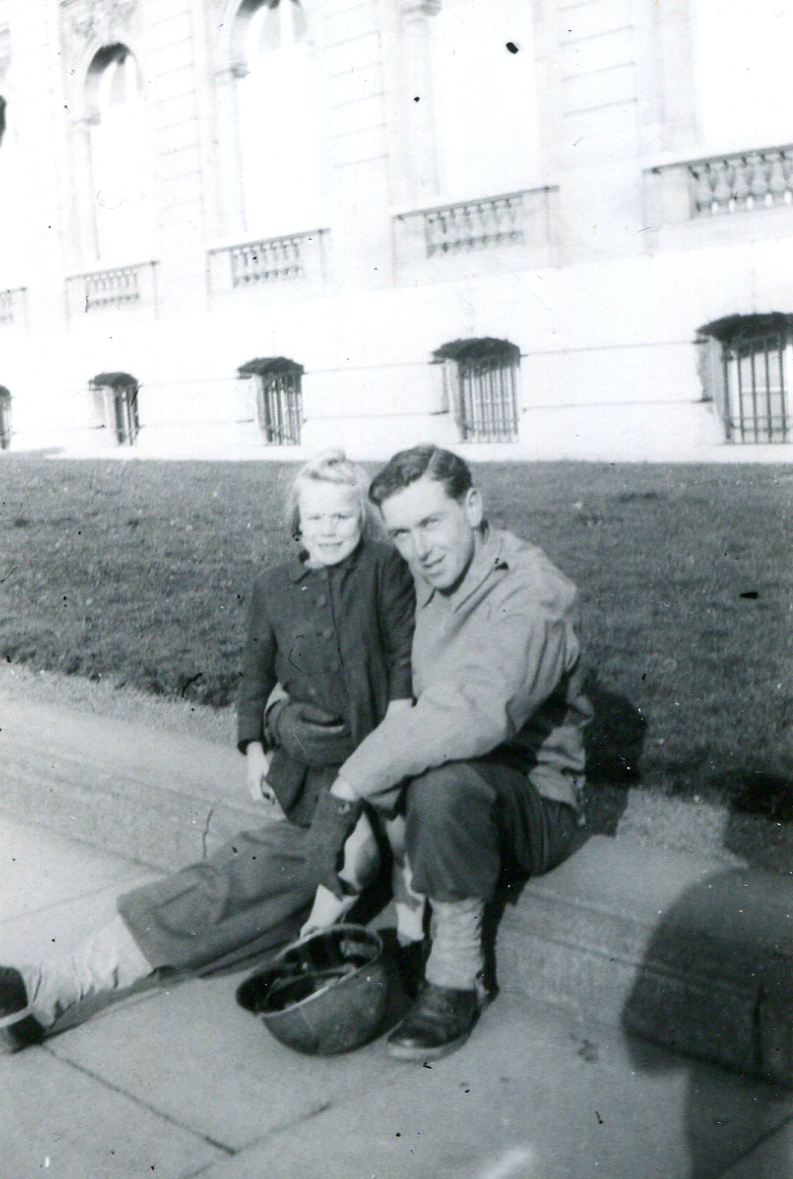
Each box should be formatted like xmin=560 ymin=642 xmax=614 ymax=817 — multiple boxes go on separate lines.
xmin=236 ymin=925 xmax=388 ymax=1056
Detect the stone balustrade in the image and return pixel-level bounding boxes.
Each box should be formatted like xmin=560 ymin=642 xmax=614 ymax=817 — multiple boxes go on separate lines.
xmin=0 ymin=287 xmax=26 ymax=327
xmin=689 ymin=147 xmax=793 ymax=215
xmin=86 ymin=267 xmax=141 ymax=309
xmin=65 ymin=262 xmax=157 ymax=317
xmin=393 ymin=187 xmax=557 ymax=272
xmin=209 ymin=230 xmax=329 ymax=294
xmin=424 ymin=192 xmax=526 ymax=254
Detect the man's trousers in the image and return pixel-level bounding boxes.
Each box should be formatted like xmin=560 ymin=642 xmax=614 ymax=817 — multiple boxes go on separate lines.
xmin=117 ymin=759 xmax=581 ymax=972
xmin=404 ymin=758 xmax=581 ymax=904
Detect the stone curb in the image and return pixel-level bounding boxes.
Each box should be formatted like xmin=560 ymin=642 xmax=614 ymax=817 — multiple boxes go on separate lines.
xmin=0 ymin=696 xmax=265 ymax=869
xmin=3 ymin=696 xmax=793 ymax=1086
xmin=507 ymin=837 xmax=793 ymax=1086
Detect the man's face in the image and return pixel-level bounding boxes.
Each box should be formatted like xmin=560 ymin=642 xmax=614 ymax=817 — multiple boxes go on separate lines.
xmin=380 ymin=475 xmax=484 ymax=594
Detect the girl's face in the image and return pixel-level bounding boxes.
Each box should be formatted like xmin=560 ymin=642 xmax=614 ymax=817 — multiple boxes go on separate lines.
xmin=299 ymin=481 xmax=362 ymax=567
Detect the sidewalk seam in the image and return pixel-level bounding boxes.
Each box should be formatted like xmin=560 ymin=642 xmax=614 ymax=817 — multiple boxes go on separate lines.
xmin=43 ymin=1046 xmax=237 ymax=1158
xmin=713 ymin=1111 xmax=793 ymax=1178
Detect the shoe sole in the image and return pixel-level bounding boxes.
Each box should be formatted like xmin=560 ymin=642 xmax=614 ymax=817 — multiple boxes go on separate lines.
xmin=0 ymin=1013 xmax=45 ymax=1054
xmin=386 ymin=1024 xmax=475 ymax=1062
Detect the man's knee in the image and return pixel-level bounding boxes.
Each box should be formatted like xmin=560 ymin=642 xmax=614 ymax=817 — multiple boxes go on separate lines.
xmin=406 ymin=763 xmax=492 ymax=834
xmin=405 ymin=763 xmax=500 ymax=902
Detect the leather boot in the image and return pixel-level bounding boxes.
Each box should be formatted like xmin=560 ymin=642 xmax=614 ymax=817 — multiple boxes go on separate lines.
xmin=386 ymin=980 xmax=480 ymax=1060
xmin=0 ymin=967 xmax=45 ymax=1053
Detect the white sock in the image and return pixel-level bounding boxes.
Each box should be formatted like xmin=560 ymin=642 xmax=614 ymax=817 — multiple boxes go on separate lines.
xmin=395 ymin=901 xmax=426 ymax=947
xmin=425 ymin=898 xmax=485 ymax=992
xmin=19 ymin=915 xmax=153 ymax=1029
xmin=389 ymin=839 xmax=426 ymax=947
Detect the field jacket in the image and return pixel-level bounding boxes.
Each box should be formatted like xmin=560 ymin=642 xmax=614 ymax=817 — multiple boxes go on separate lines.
xmin=340 ymin=526 xmax=592 ymax=812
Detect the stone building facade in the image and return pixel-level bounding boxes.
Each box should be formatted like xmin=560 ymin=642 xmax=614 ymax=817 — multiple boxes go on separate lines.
xmin=1 ymin=0 xmax=793 ymax=460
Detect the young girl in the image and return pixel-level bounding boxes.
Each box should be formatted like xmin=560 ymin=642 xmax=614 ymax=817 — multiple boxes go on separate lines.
xmin=0 ymin=451 xmax=424 ymax=1055
xmin=237 ymin=449 xmax=426 ymax=946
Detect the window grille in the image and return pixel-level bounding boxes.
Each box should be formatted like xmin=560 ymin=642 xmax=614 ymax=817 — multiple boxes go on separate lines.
xmin=111 ymin=384 xmax=140 ymax=446
xmin=698 ymin=315 xmax=791 ymax=443
xmin=434 ymin=339 xmax=520 ymax=443
xmin=89 ymin=372 xmax=140 ymax=445
xmin=238 ymin=357 xmax=303 ymax=445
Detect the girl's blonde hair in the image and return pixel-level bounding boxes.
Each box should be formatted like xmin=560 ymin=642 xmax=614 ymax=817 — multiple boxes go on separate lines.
xmin=285 ymin=449 xmax=379 ymax=540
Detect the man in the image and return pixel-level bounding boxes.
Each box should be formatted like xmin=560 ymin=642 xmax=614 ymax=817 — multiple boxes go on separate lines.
xmin=301 ymin=445 xmax=591 ymax=1058
xmin=0 ymin=446 xmax=590 ymax=1062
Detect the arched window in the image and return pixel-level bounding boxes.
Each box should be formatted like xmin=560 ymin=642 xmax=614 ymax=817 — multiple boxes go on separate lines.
xmin=693 ymin=0 xmax=793 ymax=149
xmin=433 ymin=338 xmax=521 ymax=443
xmin=431 ymin=0 xmax=537 ymax=199
xmin=235 ymin=0 xmax=321 ymax=235
xmin=0 ymin=95 xmax=26 ymax=281
xmin=0 ymin=385 xmax=11 ymax=449
xmin=237 ymin=356 xmax=303 ymax=444
xmin=698 ymin=314 xmax=791 ymax=444
xmin=89 ymin=372 xmax=140 ymax=445
xmin=87 ymin=45 xmax=153 ymax=261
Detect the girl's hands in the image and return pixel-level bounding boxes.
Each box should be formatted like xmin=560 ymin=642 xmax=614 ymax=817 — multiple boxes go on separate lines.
xmin=246 ymin=742 xmax=277 ymax=806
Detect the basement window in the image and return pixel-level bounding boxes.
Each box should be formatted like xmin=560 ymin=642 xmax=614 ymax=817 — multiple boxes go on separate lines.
xmin=698 ymin=314 xmax=792 ymax=443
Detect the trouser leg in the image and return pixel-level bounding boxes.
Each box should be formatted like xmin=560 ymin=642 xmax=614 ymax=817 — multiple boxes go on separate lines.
xmin=405 ymin=760 xmax=580 ymax=904
xmin=117 ymin=821 xmax=321 ymax=972
xmin=18 ymin=915 xmax=153 ymax=1030
xmin=405 ymin=761 xmax=580 ymax=988
xmin=11 ymin=818 xmax=337 ymax=1035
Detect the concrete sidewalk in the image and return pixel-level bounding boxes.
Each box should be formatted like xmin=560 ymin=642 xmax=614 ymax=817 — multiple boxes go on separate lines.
xmin=2 ymin=815 xmax=793 ymax=1179
xmin=4 ymin=688 xmax=791 ymax=1169
xmin=3 ymin=692 xmax=793 ymax=1088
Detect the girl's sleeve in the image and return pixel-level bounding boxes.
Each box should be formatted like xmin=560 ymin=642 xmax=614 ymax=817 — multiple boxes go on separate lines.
xmin=236 ymin=575 xmax=279 ymax=752
xmin=378 ymin=547 xmax=416 ymax=701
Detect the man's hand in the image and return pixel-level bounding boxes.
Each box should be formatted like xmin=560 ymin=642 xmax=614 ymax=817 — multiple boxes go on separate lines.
xmin=267 ymin=700 xmax=355 ymax=767
xmin=300 ymin=884 xmax=358 ymax=938
xmin=246 ymin=743 xmax=278 ymax=807
xmin=304 ymin=789 xmax=363 ymax=898
xmin=328 ymin=775 xmax=358 ymax=802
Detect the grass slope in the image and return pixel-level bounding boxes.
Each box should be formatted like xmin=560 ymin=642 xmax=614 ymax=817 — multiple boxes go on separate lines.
xmin=1 ymin=455 xmax=791 ymax=812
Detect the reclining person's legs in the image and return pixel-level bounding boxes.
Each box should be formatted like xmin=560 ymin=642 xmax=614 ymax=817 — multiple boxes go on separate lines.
xmin=2 ymin=820 xmax=321 ymax=1051
xmin=118 ymin=821 xmax=319 ymax=972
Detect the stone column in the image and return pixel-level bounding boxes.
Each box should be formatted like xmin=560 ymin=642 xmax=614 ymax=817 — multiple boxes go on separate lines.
xmin=636 ymin=0 xmax=698 ymax=156
xmin=68 ymin=115 xmax=101 ymax=269
xmin=392 ymin=0 xmax=441 ymax=205
xmin=212 ymin=65 xmax=248 ymax=240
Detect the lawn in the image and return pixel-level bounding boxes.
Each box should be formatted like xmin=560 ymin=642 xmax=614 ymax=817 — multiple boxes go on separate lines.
xmin=1 ymin=454 xmax=791 ymax=815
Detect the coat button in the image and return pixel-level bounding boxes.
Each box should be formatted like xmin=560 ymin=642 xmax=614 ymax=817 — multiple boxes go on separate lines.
xmin=322 ymin=627 xmax=333 ymax=639
xmin=316 ymin=595 xmax=328 ymax=607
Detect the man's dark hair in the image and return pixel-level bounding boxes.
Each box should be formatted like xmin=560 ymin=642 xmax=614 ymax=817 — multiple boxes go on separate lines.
xmin=369 ymin=445 xmax=474 ymax=507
